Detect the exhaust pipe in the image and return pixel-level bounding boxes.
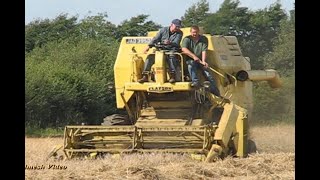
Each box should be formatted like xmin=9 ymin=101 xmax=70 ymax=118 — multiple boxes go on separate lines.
xmin=236 ymin=69 xmax=281 ymax=88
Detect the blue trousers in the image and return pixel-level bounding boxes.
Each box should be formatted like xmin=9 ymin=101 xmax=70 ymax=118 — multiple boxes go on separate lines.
xmin=186 ymin=59 xmax=221 ymax=96
xmin=142 ymin=54 xmax=178 ymax=74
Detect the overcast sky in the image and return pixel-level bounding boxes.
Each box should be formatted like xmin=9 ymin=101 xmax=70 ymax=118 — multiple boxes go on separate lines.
xmin=25 ymin=0 xmax=295 ymax=26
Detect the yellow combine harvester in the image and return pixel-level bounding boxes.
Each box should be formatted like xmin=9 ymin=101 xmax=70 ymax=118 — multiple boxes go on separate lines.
xmin=62 ymin=28 xmax=281 ymax=162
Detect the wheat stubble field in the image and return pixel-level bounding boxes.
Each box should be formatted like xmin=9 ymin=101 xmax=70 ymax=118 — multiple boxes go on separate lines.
xmin=25 ymin=123 xmax=295 ymax=180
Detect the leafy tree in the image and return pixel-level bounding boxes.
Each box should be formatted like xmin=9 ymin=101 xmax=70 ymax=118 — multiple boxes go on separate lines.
xmin=25 ymin=14 xmax=79 ymax=53
xmin=181 ymin=0 xmax=210 ymax=27
xmin=253 ymin=76 xmax=294 ymax=123
xmin=204 ymin=0 xmax=287 ymax=69
xmin=204 ymin=0 xmax=253 ymax=36
xmin=25 ymin=12 xmax=119 ymax=54
xmin=263 ymin=8 xmax=295 ymax=76
xmin=115 ymin=14 xmax=161 ymax=40
xmin=253 ymin=7 xmax=295 ymax=123
xmin=245 ymin=2 xmax=288 ymax=69
xmin=77 ymin=12 xmax=117 ymax=42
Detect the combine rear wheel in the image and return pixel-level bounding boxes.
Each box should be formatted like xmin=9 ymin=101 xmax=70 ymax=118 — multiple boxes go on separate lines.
xmin=101 ymin=114 xmax=131 ymax=125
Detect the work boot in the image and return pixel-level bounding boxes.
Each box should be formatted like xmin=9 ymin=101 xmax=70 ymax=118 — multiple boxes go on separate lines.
xmin=203 ymin=81 xmax=210 ymax=88
xmin=138 ymin=74 xmax=148 ymax=83
xmin=169 ymin=72 xmax=176 ymax=83
xmin=184 ymin=75 xmax=191 ymax=82
xmin=190 ymin=82 xmax=199 ymax=87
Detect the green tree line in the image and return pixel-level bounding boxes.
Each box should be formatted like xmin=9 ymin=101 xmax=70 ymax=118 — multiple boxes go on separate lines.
xmin=25 ymin=0 xmax=295 ymax=128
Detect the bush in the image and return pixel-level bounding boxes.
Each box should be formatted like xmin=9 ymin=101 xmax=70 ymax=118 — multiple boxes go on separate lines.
xmin=25 ymin=39 xmax=119 ymax=128
xmin=252 ymin=75 xmax=295 ymax=123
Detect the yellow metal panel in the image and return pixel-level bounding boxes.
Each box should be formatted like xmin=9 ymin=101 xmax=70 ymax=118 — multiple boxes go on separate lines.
xmin=115 ymin=89 xmax=134 ymax=108
xmin=235 ymin=106 xmax=248 ymax=157
xmin=154 ymin=51 xmax=166 ymax=84
xmin=140 ymin=107 xmax=156 ymax=116
xmin=149 ymin=101 xmax=192 ymax=108
xmin=135 ymin=119 xmax=187 ymax=126
xmin=214 ymin=103 xmax=239 ymax=147
xmin=125 ymin=82 xmax=192 ymax=92
xmin=114 ymin=37 xmax=154 ymax=108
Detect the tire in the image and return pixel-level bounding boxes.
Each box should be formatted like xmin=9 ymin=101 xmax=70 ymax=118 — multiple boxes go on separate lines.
xmin=101 ymin=114 xmax=131 ymax=126
xmin=247 ymin=139 xmax=257 ymax=154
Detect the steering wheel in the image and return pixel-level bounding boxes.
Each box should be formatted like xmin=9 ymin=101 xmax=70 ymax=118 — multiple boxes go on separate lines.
xmin=149 ymin=43 xmax=181 ymax=52
xmin=149 ymin=43 xmax=171 ymax=51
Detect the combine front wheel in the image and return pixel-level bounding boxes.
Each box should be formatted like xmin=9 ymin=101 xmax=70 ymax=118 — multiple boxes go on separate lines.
xmin=247 ymin=139 xmax=257 ymax=154
xmin=101 ymin=114 xmax=130 ymax=125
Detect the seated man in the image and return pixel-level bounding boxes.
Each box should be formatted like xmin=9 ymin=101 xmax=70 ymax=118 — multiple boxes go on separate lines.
xmin=138 ymin=19 xmax=183 ymax=83
xmin=181 ymin=25 xmax=221 ymax=97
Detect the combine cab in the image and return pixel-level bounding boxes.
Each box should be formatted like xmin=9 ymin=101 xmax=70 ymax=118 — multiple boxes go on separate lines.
xmin=62 ymin=28 xmax=281 ymax=162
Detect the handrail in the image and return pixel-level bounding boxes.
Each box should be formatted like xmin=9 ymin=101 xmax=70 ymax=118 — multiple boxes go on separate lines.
xmin=129 ymin=52 xmax=238 ymax=86
xmin=130 ymin=51 xmax=185 ymax=82
xmin=208 ymin=67 xmax=237 ymax=87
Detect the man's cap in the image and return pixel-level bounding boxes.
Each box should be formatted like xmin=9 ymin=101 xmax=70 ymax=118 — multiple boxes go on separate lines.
xmin=172 ymin=19 xmax=182 ymax=28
